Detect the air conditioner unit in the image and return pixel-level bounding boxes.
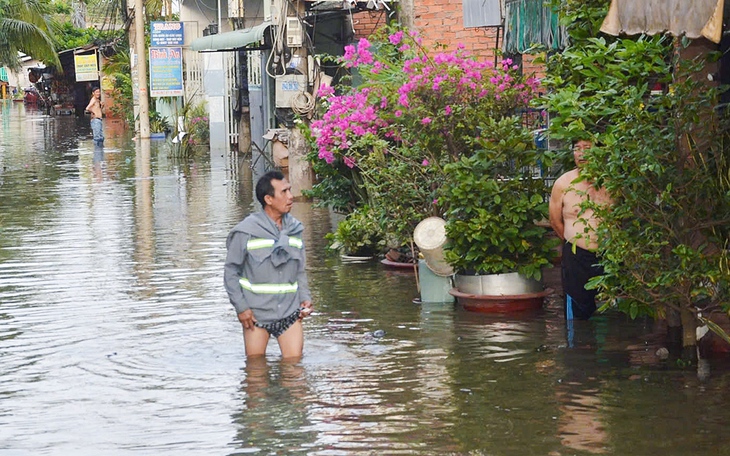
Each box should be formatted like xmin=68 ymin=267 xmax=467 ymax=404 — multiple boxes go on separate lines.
xmin=286 ymin=17 xmax=303 ymax=48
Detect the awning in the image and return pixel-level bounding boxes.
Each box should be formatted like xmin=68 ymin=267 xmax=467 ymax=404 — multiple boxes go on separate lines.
xmin=600 ymin=0 xmax=725 ymax=44
xmin=190 ymin=22 xmax=272 ymax=52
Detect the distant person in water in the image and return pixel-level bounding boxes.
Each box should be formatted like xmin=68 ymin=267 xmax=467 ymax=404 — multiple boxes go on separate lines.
xmin=549 ymin=139 xmax=613 ymax=320
xmin=85 ymin=87 xmax=104 ymax=146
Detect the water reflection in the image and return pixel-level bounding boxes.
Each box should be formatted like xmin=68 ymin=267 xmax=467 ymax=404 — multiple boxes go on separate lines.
xmin=556 ymin=379 xmax=609 ymax=453
xmin=231 ymin=358 xmax=315 ymax=452
xmin=555 ymin=323 xmax=614 ymax=454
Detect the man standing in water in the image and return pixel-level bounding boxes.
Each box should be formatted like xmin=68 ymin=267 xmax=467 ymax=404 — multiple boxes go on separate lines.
xmin=85 ymin=87 xmax=104 ymax=146
xmin=224 ymin=170 xmax=313 ymax=358
xmin=549 ymin=139 xmax=612 ymax=320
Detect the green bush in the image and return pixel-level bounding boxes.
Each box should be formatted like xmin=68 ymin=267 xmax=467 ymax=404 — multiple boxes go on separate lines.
xmin=441 ymin=117 xmax=558 ymax=278
xmin=327 ymin=206 xmax=385 ymax=257
xmin=186 ymin=102 xmax=209 ymax=146
xmin=542 ymin=0 xmax=730 ymax=348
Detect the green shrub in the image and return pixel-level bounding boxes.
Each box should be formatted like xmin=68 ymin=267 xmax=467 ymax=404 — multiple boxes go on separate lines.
xmin=440 ymin=117 xmax=558 ymax=278
xmin=327 ymin=206 xmax=385 ymax=257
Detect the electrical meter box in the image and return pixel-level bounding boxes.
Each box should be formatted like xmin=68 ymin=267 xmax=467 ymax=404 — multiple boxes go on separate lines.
xmin=286 ymin=17 xmax=303 ymax=47
xmin=275 ymin=75 xmax=307 ymax=108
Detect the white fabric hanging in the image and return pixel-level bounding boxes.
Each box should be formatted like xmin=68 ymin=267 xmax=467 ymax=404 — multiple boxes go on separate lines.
xmin=600 ymin=0 xmax=725 ymax=43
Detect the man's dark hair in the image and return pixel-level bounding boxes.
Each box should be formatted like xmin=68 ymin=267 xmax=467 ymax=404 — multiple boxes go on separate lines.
xmin=255 ymin=170 xmax=285 ymax=207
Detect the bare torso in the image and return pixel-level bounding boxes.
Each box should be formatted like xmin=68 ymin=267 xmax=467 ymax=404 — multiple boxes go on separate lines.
xmin=86 ymin=95 xmax=103 ymax=120
xmin=549 ymin=168 xmax=612 ymax=251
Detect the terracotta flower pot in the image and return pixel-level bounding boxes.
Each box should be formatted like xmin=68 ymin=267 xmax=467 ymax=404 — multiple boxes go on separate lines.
xmin=451 ymin=272 xmax=550 ymax=313
xmin=449 ymin=287 xmax=553 ymax=313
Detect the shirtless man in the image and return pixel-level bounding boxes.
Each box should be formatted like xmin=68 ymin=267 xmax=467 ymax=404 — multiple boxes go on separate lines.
xmin=85 ymin=87 xmax=104 ymax=146
xmin=549 ymin=139 xmax=612 ymax=320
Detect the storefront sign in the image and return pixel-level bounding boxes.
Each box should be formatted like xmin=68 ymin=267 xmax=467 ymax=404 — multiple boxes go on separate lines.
xmin=151 ymin=22 xmax=185 ymax=47
xmin=74 ymin=53 xmax=99 ymax=82
xmin=149 ymin=47 xmax=184 ymax=97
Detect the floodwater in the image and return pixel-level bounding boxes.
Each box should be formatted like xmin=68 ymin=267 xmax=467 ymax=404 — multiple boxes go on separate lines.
xmin=1 ymin=101 xmax=730 ymax=456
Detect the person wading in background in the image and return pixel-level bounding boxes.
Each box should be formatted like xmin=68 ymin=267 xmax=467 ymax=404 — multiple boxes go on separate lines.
xmin=85 ymin=87 xmax=104 ymax=146
xmin=549 ymin=139 xmax=613 ymax=321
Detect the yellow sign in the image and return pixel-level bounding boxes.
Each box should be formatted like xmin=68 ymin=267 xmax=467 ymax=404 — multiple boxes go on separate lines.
xmin=75 ymin=53 xmax=98 ymax=82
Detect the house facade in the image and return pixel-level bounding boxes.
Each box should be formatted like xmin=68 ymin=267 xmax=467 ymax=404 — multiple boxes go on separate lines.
xmin=180 ymin=0 xmax=559 ymax=195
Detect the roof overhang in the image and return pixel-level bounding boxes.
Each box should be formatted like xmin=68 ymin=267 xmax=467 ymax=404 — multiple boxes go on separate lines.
xmin=190 ymin=21 xmax=272 ymax=52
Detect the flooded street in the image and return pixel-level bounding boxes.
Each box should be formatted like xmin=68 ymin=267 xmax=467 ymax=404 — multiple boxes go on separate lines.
xmin=2 ymin=101 xmax=730 ymax=455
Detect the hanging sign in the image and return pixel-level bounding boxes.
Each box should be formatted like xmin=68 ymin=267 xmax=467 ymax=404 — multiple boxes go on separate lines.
xmin=151 ymin=22 xmax=185 ymax=47
xmin=74 ymin=53 xmax=99 ymax=82
xmin=149 ymin=47 xmax=184 ymax=97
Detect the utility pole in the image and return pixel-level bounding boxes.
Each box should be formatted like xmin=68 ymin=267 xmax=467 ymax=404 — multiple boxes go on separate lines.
xmin=134 ymin=0 xmax=150 ymax=138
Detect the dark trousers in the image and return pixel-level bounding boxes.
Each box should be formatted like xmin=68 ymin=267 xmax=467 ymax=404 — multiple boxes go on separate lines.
xmin=562 ymin=242 xmax=603 ymax=320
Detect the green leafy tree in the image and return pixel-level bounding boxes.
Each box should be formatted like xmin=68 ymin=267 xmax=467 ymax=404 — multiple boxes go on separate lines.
xmin=102 ymin=44 xmax=134 ymax=124
xmin=541 ymin=0 xmax=730 ymax=355
xmin=0 ymin=0 xmax=60 ymax=69
xmin=54 ymin=21 xmax=120 ymax=51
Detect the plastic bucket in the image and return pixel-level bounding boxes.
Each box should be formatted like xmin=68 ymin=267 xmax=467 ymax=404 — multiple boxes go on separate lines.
xmin=413 ymin=217 xmax=454 ymax=277
xmin=419 ymin=260 xmax=454 ymax=303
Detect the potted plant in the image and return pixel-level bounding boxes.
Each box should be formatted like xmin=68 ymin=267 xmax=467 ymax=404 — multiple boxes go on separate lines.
xmin=149 ymin=110 xmax=170 ymax=139
xmin=326 ymin=206 xmax=385 ymax=259
xmin=439 ymin=116 xmax=559 ymax=312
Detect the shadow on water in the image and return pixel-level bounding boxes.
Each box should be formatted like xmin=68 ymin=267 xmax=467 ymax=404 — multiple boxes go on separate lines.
xmin=1 ymin=102 xmax=730 ymax=455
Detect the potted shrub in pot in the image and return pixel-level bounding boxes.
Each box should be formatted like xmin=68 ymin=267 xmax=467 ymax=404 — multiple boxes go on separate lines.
xmin=440 ymin=116 xmax=559 ymax=312
xmin=326 ymin=206 xmax=385 ymax=260
xmin=149 ymin=110 xmax=170 ymax=139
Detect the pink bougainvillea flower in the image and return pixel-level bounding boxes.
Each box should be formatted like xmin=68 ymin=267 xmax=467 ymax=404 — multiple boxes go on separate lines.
xmin=421 ymin=159 xmax=429 ymax=166
xmin=317 ymin=85 xmax=335 ymax=97
xmin=343 ymin=156 xmax=356 ymax=168
xmin=421 ymin=117 xmax=432 ymax=125
xmin=388 ymin=30 xmax=404 ymax=45
xmin=318 ymin=150 xmax=335 ymax=164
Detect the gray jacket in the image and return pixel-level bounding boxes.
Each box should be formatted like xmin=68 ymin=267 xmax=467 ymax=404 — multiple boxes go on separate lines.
xmin=224 ymin=211 xmax=311 ymax=324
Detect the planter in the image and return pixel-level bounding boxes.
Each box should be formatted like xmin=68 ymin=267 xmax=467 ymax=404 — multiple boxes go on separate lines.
xmin=454 ymin=272 xmax=543 ymax=296
xmin=340 ymin=254 xmax=374 ymax=263
xmin=380 ymin=258 xmax=416 ymax=270
xmin=449 ymin=287 xmax=552 ymax=313
xmin=452 ymin=272 xmax=549 ymax=313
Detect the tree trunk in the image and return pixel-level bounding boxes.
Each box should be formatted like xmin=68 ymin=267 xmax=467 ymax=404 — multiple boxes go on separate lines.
xmin=681 ymin=306 xmax=698 ymax=361
xmin=397 ymin=0 xmax=415 ymax=30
